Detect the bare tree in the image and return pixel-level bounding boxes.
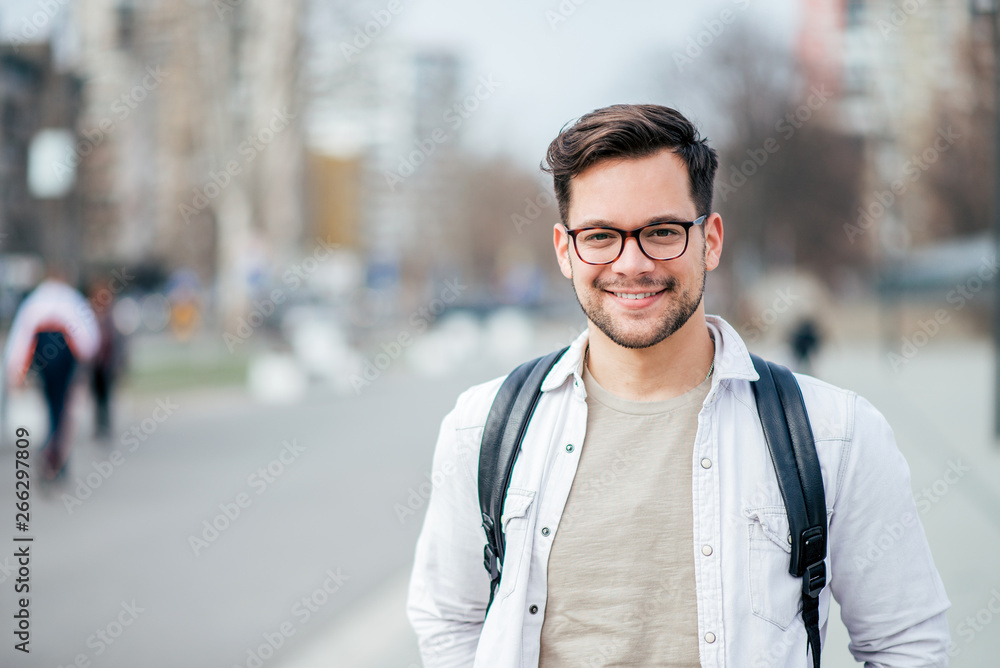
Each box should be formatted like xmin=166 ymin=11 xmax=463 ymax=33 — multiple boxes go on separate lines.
xmin=654 ymin=21 xmax=865 ymax=288
xmin=407 ymin=152 xmax=564 ymax=305
xmin=924 ymin=33 xmax=993 ymax=239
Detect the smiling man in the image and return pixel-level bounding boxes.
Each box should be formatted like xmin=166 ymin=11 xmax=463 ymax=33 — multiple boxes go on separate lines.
xmin=407 ymin=104 xmax=950 ymax=667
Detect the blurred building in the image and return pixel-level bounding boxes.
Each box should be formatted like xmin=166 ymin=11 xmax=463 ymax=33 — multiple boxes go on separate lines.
xmin=66 ymin=0 xmax=305 ymax=320
xmin=307 ymin=44 xmax=462 ymax=299
xmin=800 ymin=0 xmax=975 ymax=258
xmin=0 ymin=42 xmax=82 ymax=275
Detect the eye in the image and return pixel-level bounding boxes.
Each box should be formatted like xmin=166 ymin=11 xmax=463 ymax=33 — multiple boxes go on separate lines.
xmin=644 ymin=224 xmax=684 ymax=240
xmin=580 ymin=230 xmax=617 ymax=243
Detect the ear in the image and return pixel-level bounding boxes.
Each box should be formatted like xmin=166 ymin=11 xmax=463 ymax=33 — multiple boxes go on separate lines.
xmin=703 ymin=213 xmax=724 ymax=272
xmin=553 ymin=223 xmax=573 ymax=279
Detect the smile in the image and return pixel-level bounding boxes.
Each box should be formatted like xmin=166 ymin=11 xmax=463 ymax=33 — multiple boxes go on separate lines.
xmin=610 ymin=290 xmax=663 ymax=300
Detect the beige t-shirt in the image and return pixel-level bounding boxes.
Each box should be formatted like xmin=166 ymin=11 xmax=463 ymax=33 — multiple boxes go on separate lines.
xmin=538 ymin=365 xmax=710 ymax=667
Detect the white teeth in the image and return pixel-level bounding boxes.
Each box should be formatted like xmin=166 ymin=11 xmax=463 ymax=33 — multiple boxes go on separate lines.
xmin=614 ymin=292 xmax=657 ymax=300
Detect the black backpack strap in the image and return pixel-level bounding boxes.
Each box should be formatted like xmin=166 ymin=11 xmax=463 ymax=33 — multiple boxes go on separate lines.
xmin=750 ymin=354 xmax=827 ymax=668
xmin=478 ymin=346 xmax=569 ymax=611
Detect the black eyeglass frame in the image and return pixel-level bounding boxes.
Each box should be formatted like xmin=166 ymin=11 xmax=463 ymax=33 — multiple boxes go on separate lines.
xmin=562 ymin=215 xmax=708 ymax=265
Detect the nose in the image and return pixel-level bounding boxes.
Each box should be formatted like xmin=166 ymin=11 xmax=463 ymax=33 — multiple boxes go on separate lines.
xmin=611 ymin=235 xmax=655 ymax=275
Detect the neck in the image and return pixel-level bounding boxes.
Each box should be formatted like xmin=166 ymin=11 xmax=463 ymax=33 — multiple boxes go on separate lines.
xmin=585 ymin=309 xmax=715 ymax=402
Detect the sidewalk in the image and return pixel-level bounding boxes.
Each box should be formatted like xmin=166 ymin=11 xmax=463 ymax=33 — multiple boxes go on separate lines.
xmin=277 ymin=569 xmax=420 ymax=668
xmin=278 ymin=338 xmax=1000 ymax=668
xmin=815 ymin=339 xmax=1000 ymax=667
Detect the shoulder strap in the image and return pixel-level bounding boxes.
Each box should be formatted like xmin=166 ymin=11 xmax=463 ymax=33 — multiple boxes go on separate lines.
xmin=750 ymin=354 xmax=827 ymax=668
xmin=478 ymin=346 xmax=569 ymax=610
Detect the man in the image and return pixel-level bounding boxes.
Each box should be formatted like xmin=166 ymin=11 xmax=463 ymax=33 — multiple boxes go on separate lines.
xmin=88 ymin=275 xmax=127 ymax=442
xmin=407 ymin=105 xmax=950 ymax=667
xmin=5 ymin=269 xmax=99 ymax=479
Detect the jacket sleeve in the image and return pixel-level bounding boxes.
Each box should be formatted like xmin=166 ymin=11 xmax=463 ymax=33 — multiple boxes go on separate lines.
xmin=407 ymin=392 xmax=493 ymax=667
xmin=828 ymin=394 xmax=951 ymax=667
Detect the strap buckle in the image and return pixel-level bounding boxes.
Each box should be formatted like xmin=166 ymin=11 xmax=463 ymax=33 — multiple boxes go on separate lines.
xmin=798 ymin=526 xmax=826 ymax=598
xmin=803 ymin=560 xmax=826 ymax=598
xmin=482 ymin=513 xmax=503 ymax=581
xmin=483 ymin=543 xmax=500 ymax=580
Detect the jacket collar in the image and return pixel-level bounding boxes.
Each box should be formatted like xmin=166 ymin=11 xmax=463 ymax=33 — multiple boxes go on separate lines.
xmin=539 ymin=314 xmax=759 ymax=393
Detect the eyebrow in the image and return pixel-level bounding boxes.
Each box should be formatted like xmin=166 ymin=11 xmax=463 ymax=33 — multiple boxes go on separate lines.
xmin=573 ymin=213 xmax=694 ymax=228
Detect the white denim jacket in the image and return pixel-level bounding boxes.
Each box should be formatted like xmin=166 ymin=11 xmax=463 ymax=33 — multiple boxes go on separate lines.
xmin=407 ymin=316 xmax=950 ymax=667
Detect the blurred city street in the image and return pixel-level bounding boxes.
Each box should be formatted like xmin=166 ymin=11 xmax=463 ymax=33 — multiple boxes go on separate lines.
xmin=0 ymin=325 xmax=995 ymax=667
xmin=0 ymin=0 xmax=996 ymax=666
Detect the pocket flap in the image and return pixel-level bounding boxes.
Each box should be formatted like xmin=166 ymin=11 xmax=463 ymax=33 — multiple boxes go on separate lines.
xmin=745 ymin=508 xmax=792 ymax=553
xmin=501 ymin=488 xmax=535 ymax=531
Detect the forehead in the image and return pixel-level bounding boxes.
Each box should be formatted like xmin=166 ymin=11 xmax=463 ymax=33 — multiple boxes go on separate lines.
xmin=567 ymin=149 xmax=696 ymax=224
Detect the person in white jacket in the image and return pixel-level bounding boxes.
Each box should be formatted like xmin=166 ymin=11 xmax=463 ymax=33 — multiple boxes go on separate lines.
xmin=5 ymin=270 xmax=99 ymax=479
xmin=407 ymin=104 xmax=951 ymax=667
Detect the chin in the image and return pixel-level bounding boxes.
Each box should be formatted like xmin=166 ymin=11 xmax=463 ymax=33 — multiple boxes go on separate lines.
xmin=575 ymin=284 xmax=704 ymax=350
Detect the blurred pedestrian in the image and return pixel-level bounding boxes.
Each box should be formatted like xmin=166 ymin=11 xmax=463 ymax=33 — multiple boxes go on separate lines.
xmin=89 ymin=276 xmax=127 ymax=442
xmin=4 ymin=269 xmax=99 ymax=479
xmin=789 ymin=317 xmax=822 ymax=374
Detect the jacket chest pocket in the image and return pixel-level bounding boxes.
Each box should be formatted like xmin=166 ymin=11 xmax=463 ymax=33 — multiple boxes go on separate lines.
xmin=746 ymin=508 xmax=801 ymax=630
xmin=498 ymin=488 xmax=535 ymax=600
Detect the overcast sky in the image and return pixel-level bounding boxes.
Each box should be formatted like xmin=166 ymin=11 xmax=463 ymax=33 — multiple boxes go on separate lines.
xmin=391 ymin=0 xmax=798 ymax=169
xmin=0 ymin=0 xmax=798 ymax=171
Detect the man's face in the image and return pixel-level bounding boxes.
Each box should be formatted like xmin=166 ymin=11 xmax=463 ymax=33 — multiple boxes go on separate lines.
xmin=553 ymin=149 xmax=723 ymax=349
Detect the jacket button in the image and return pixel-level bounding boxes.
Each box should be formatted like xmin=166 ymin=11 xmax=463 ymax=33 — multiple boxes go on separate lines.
xmin=541 ymin=527 xmax=550 ymax=537
xmin=701 ymin=458 xmax=712 ymax=469
xmin=701 ymin=545 xmax=713 ymax=556
xmin=529 ymin=605 xmax=538 ymax=614
xmin=705 ymin=632 xmax=716 ymax=643
xmin=565 ymin=444 xmax=575 ymax=453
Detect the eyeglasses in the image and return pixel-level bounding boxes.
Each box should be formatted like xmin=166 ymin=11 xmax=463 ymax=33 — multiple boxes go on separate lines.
xmin=562 ymin=215 xmax=707 ymax=265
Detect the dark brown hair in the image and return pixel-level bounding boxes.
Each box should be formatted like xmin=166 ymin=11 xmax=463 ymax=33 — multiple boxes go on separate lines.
xmin=542 ymin=104 xmax=718 ymax=223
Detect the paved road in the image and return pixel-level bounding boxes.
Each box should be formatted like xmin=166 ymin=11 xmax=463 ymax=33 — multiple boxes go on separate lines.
xmin=0 ymin=357 xmax=507 ymax=667
xmin=0 ymin=332 xmax=995 ymax=667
